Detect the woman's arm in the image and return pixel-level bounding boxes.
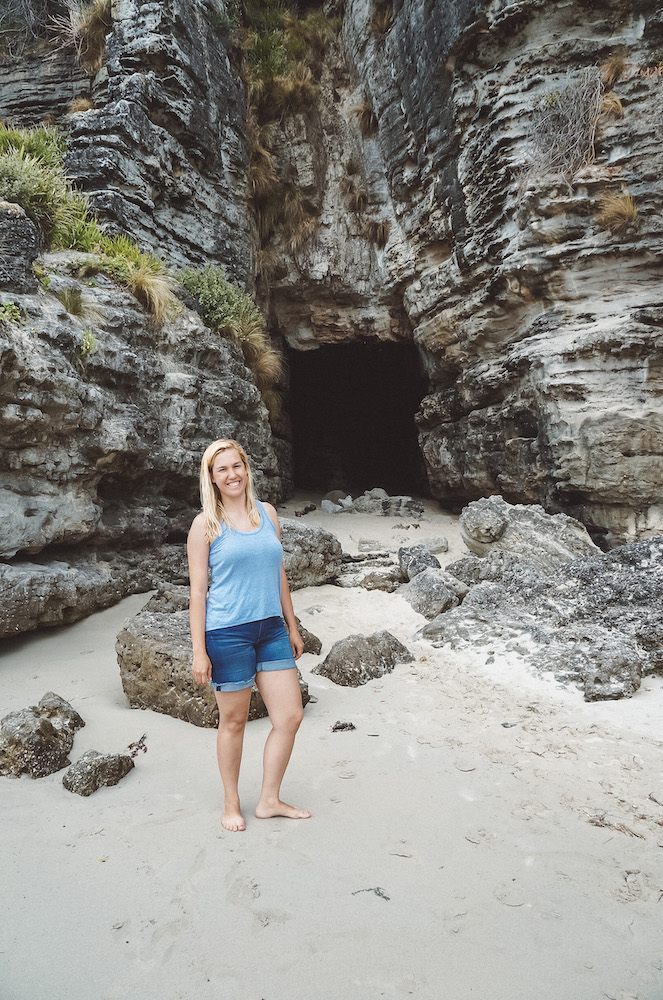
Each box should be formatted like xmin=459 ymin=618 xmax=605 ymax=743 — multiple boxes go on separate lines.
xmin=263 ymin=503 xmax=304 ymax=660
xmin=187 ymin=513 xmax=213 ymax=684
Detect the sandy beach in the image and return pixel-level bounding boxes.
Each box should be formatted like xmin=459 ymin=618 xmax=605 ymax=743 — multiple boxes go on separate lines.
xmin=2 ymin=499 xmax=663 ymax=1000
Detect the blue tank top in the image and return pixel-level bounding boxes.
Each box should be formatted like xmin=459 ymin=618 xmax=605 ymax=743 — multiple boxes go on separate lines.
xmin=205 ymin=500 xmax=283 ymax=631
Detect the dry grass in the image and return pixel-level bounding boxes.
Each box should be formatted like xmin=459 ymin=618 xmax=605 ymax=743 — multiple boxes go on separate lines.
xmin=370 ymin=1 xmax=392 ymax=36
xmin=596 ymin=191 xmax=638 ymax=232
xmin=67 ymin=96 xmax=93 ymax=114
xmin=347 ymin=185 xmax=368 ymax=214
xmin=282 ymin=186 xmax=314 ymax=252
xmin=271 ymin=61 xmax=318 ymax=113
xmin=344 ymin=156 xmax=360 ymax=176
xmin=352 ymin=99 xmax=378 ymax=137
xmin=600 ymin=90 xmax=624 ymax=118
xmin=256 ymin=246 xmax=278 ymax=283
xmin=525 ymin=69 xmax=602 ymax=185
xmin=126 ymin=259 xmax=178 ymax=326
xmin=227 ymin=299 xmax=282 ymax=389
xmin=602 ymin=55 xmax=626 ymax=90
xmin=365 ymin=219 xmax=390 ymax=247
xmin=52 ymin=0 xmax=114 ymax=73
xmin=261 ymin=387 xmax=284 ymax=420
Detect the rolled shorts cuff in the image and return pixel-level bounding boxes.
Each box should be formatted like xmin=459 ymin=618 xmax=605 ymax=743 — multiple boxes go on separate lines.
xmin=208 ymin=678 xmax=254 ymax=693
xmin=257 ymin=657 xmax=296 ymax=673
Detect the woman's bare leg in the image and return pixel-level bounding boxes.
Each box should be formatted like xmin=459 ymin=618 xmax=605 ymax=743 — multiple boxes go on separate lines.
xmin=213 ymin=687 xmax=252 ymax=831
xmin=254 ymin=669 xmax=310 ymax=820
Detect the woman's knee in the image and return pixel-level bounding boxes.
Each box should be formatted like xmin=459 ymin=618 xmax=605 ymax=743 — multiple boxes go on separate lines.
xmin=273 ymin=704 xmax=304 ymax=733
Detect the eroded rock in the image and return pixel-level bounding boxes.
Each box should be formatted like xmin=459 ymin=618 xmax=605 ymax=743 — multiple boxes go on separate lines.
xmin=280 ymin=519 xmax=343 ymax=589
xmin=398 ymin=544 xmax=441 ymax=580
xmin=62 ymin=750 xmax=134 ymax=796
xmin=116 ymin=610 xmax=311 ymax=728
xmin=459 ymin=497 xmax=599 ymax=571
xmin=400 ymin=568 xmax=468 ymax=620
xmin=313 ymin=631 xmax=413 ymax=687
xmin=0 ymin=692 xmax=85 ymax=778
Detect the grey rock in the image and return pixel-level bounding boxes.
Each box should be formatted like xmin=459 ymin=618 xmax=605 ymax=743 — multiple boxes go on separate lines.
xmin=313 ymin=630 xmax=414 ymax=687
xmin=400 ymin=568 xmax=466 ymax=619
xmin=62 ymin=750 xmax=134 ymax=797
xmin=140 ymin=582 xmax=191 ymax=614
xmin=0 ymin=203 xmax=40 ymax=292
xmin=280 ymin=520 xmax=343 ymax=589
xmin=323 ymin=491 xmax=350 ymax=504
xmin=0 ymin=692 xmax=85 ymax=778
xmin=417 ymin=537 xmax=663 ymax=701
xmin=354 ymin=490 xmax=425 ymax=518
xmin=295 ymin=616 xmax=322 ymax=656
xmin=360 ymin=567 xmax=406 ymax=593
xmin=418 ymin=536 xmax=449 ymax=554
xmin=398 ymin=544 xmax=441 ymax=580
xmin=358 ymin=538 xmax=384 ymax=552
xmin=116 ymin=610 xmax=311 ymax=728
xmin=0 ymin=545 xmax=188 ymax=639
xmin=459 ymin=497 xmax=599 ymax=572
xmin=321 ymin=499 xmax=344 ymax=513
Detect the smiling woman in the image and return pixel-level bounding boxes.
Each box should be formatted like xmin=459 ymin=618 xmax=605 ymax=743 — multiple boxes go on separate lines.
xmin=187 ymin=438 xmax=311 ymax=832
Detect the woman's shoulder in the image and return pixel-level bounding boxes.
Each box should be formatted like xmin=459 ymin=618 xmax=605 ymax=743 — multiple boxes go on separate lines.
xmin=188 ymin=510 xmax=208 ymax=540
xmin=257 ymin=500 xmax=280 ymax=534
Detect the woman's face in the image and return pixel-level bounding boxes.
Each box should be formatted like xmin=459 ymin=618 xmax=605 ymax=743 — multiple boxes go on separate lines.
xmin=210 ymin=448 xmax=247 ymax=504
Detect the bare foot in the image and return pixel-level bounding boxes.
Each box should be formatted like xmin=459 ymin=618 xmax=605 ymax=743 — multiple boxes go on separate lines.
xmin=222 ymin=805 xmax=246 ymax=832
xmin=255 ymin=799 xmax=311 ymax=820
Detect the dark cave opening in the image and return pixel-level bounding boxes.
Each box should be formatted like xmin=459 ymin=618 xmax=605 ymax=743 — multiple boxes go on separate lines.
xmin=287 ymin=340 xmax=430 ymax=496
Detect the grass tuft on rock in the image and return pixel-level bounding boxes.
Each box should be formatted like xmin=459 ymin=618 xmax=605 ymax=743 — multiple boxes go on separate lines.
xmin=370 ymin=1 xmax=392 ymax=36
xmin=596 ymin=191 xmax=638 ymax=232
xmin=51 ymin=0 xmax=114 ymax=73
xmin=366 ymin=219 xmax=391 ymax=248
xmin=352 ymin=99 xmax=378 ymax=137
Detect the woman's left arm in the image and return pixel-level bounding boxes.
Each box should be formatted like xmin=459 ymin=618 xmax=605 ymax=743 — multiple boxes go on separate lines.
xmin=264 ymin=503 xmax=304 ymax=660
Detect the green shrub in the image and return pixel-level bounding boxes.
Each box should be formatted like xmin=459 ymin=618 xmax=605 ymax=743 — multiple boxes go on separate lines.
xmin=81 ymin=328 xmax=97 ymax=358
xmin=0 ymin=301 xmax=22 ymax=324
xmin=179 ymin=265 xmax=280 ymax=388
xmin=0 ymin=124 xmax=67 ymax=168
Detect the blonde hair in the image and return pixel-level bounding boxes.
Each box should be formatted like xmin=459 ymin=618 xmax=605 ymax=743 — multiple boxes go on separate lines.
xmin=199 ymin=439 xmax=260 ymax=542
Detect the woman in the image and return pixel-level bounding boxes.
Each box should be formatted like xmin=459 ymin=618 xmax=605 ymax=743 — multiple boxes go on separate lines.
xmin=187 ymin=438 xmax=311 ymax=831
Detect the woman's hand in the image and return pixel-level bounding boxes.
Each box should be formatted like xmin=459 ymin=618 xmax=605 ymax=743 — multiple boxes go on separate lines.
xmin=289 ymin=628 xmax=304 ymax=661
xmin=192 ymin=651 xmax=212 ymax=685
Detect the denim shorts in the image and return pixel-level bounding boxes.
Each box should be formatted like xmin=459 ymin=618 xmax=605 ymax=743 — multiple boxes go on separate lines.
xmin=205 ymin=616 xmax=296 ymax=692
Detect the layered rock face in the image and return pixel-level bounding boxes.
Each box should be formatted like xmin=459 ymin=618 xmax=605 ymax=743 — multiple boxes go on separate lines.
xmin=0 ymin=237 xmax=280 ymax=636
xmin=64 ymin=0 xmax=253 ymax=276
xmin=337 ymin=0 xmax=663 ymax=546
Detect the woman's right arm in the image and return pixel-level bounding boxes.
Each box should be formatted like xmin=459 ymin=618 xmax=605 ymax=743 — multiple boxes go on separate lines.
xmin=187 ymin=513 xmax=212 ymax=685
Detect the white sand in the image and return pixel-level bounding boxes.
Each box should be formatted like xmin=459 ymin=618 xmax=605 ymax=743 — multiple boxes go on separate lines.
xmin=2 ymin=499 xmax=663 ymax=1000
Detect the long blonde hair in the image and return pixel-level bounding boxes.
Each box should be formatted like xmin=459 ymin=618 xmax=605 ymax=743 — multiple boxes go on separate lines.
xmin=199 ymin=439 xmax=260 ymax=541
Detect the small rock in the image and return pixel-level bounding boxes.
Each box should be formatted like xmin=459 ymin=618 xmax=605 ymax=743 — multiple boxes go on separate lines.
xmin=321 ymin=498 xmax=343 ymax=513
xmin=358 ymin=538 xmax=384 ymax=552
xmin=62 ymin=750 xmax=134 ymax=796
xmin=400 ymin=568 xmax=467 ymax=619
xmin=0 ymin=692 xmax=85 ymax=779
xmin=295 ymin=616 xmax=322 ymax=655
xmin=313 ymin=631 xmax=414 ymax=687
xmin=331 ymin=721 xmax=356 ymax=732
xmin=398 ymin=544 xmax=441 ymax=580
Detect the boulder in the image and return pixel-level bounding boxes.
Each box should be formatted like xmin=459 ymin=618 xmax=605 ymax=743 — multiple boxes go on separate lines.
xmin=459 ymin=496 xmax=599 ymax=572
xmin=400 ymin=568 xmax=468 ymax=619
xmin=280 ymin=519 xmax=343 ymax=589
xmin=354 ymin=489 xmax=424 ymax=519
xmin=295 ymin=616 xmax=322 ymax=655
xmin=0 ymin=692 xmax=85 ymax=778
xmin=313 ymin=631 xmax=413 ymax=687
xmin=140 ymin=582 xmax=190 ymax=614
xmin=116 ymin=610 xmax=311 ymax=728
xmin=62 ymin=750 xmax=134 ymax=796
xmin=398 ymin=544 xmax=441 ymax=580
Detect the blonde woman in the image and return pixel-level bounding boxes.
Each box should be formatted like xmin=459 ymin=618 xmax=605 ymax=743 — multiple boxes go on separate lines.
xmin=187 ymin=439 xmax=310 ymax=831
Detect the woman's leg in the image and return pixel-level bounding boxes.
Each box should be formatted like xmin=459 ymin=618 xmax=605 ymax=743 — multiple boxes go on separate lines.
xmin=254 ymin=668 xmax=310 ymax=820
xmin=213 ymin=686 xmax=253 ymax=831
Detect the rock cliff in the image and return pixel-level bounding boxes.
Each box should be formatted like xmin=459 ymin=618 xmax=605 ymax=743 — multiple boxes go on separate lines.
xmin=0 ymin=227 xmax=280 ymax=636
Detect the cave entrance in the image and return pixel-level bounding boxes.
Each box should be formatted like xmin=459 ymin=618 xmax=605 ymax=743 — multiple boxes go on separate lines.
xmin=287 ymin=340 xmax=429 ymax=496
